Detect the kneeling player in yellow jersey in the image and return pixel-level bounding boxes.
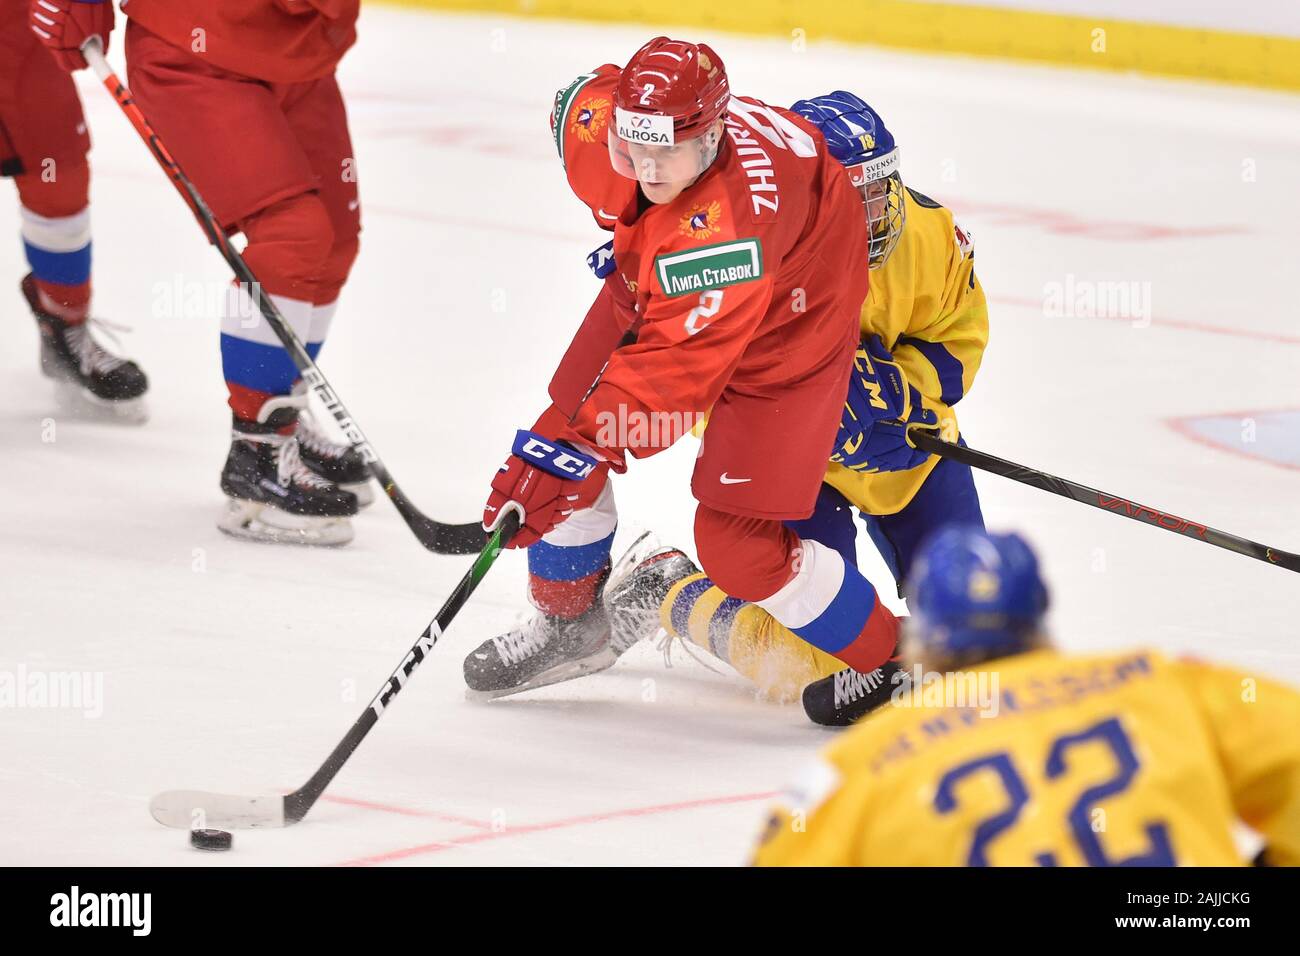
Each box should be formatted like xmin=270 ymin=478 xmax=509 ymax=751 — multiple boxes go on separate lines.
xmin=751 ymin=526 xmax=1300 ymax=867
xmin=613 ymin=92 xmax=989 ymax=719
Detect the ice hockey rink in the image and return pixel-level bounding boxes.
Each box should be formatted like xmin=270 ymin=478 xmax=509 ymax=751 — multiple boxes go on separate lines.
xmin=2 ymin=4 xmax=1298 ymax=866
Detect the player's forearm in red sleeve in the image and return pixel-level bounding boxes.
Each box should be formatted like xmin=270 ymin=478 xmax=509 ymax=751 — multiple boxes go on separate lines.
xmin=562 ymin=277 xmax=774 ymax=466
xmin=548 ymin=281 xmax=627 ymax=418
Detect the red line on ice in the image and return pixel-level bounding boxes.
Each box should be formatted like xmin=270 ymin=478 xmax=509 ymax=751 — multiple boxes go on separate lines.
xmin=949 ymin=199 xmax=1251 ymax=242
xmin=320 ymin=794 xmax=494 ymax=830
xmin=87 ymin=168 xmax=1292 ymax=348
xmin=330 ymin=790 xmax=778 ymax=866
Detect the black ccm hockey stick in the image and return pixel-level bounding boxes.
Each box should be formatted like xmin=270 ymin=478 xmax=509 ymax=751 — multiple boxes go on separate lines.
xmin=911 ymin=430 xmax=1300 ymax=574
xmin=149 ymin=513 xmax=519 ymax=830
xmin=83 ymin=40 xmax=487 ymax=556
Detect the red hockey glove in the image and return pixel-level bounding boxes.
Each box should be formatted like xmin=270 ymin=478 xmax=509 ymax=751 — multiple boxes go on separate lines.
xmin=484 ymin=430 xmax=599 ymax=550
xmin=29 ymin=0 xmax=113 ymax=71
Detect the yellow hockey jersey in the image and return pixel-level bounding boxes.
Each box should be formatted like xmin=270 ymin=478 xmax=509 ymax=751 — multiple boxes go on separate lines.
xmin=825 ymin=187 xmax=989 ymax=516
xmin=752 ymin=649 xmax=1300 ymax=866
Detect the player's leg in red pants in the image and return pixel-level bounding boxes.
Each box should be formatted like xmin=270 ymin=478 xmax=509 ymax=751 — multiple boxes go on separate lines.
xmin=687 ymin=345 xmax=900 ymax=674
xmin=0 ymin=9 xmax=93 ymax=322
xmin=123 ymin=20 xmax=360 ymax=426
xmin=693 ymin=505 xmax=898 ymax=673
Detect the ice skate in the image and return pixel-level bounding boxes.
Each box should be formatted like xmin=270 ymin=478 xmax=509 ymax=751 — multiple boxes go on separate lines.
xmin=463 ymin=583 xmax=616 ymax=700
xmin=217 ymin=414 xmax=358 ymax=547
xmin=801 ymin=661 xmax=906 ymax=727
xmin=603 ymin=531 xmax=701 ymax=654
xmin=24 ymin=273 xmax=149 ymax=424
xmin=260 ymin=387 xmax=375 ymax=508
xmin=295 ymin=405 xmax=375 ymax=508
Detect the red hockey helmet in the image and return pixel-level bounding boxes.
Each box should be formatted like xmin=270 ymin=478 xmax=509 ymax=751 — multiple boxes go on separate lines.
xmin=609 ymin=37 xmax=730 ymax=187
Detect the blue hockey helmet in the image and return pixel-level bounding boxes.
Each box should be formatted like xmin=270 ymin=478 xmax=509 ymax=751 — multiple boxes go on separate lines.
xmin=904 ymin=527 xmax=1049 ymax=664
xmin=790 ymin=90 xmax=905 ymax=269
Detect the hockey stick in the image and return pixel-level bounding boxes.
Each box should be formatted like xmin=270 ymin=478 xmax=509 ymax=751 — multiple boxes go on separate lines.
xmin=910 ymin=430 xmax=1300 ymax=574
xmin=148 ymin=512 xmax=519 ymax=830
xmin=81 ymin=39 xmax=487 ymax=556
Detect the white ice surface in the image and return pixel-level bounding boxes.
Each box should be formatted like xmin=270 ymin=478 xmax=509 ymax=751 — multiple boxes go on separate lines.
xmin=1 ymin=7 xmax=1298 ymax=866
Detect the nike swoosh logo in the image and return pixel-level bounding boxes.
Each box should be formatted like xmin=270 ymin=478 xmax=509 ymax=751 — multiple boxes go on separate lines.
xmin=719 ymin=473 xmax=751 ymax=485
xmin=348 ymin=199 xmax=360 ymax=211
xmin=597 ymin=208 xmax=617 ymax=221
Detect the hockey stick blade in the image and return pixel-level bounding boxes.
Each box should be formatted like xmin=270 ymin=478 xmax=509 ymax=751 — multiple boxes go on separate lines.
xmin=149 ymin=789 xmax=286 ymax=830
xmin=414 ymin=511 xmax=489 ymax=556
xmin=147 ymin=515 xmax=518 ymax=831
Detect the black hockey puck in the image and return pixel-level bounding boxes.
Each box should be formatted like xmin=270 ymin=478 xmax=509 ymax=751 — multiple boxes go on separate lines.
xmin=190 ymin=828 xmax=233 ymax=851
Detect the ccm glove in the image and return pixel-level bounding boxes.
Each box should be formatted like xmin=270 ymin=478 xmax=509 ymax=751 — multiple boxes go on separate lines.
xmin=833 ymin=334 xmax=939 ymax=473
xmin=484 ymin=429 xmax=599 ymax=549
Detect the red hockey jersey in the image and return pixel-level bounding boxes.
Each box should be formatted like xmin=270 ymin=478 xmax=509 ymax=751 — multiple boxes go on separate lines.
xmin=550 ymin=75 xmax=869 ymax=467
xmin=549 ymin=65 xmax=636 ymax=233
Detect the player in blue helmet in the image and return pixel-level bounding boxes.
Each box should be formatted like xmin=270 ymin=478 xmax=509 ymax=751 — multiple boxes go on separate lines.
xmin=790 ymin=91 xmax=906 ymax=269
xmin=755 ymin=526 xmax=1300 ymax=865
xmin=802 ymin=527 xmax=1046 ymax=726
xmin=904 ymin=527 xmax=1050 ymax=667
xmin=789 ymin=90 xmax=993 ymax=725
xmin=785 ymin=88 xmax=987 ymax=584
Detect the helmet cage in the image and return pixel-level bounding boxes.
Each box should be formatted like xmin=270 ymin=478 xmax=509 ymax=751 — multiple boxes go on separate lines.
xmin=848 ymin=147 xmax=905 ymax=270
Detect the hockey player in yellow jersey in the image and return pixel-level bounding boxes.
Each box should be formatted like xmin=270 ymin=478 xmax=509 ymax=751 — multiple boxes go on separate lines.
xmin=751 ymin=526 xmax=1300 ymax=867
xmin=612 ymin=92 xmax=989 ymax=717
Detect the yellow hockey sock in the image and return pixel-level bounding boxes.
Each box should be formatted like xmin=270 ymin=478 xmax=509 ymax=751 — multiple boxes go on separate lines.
xmin=660 ymin=573 xmax=843 ymax=702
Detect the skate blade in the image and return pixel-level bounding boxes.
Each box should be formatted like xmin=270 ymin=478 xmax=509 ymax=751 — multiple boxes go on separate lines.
xmin=217 ymin=499 xmax=354 ymax=547
xmin=464 ymin=646 xmax=620 ymax=702
xmin=52 ymin=382 xmax=149 ymax=425
xmin=341 ymin=480 xmax=376 ymax=509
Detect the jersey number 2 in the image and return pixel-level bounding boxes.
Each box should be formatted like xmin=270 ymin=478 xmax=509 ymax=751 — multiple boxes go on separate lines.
xmin=933 ymin=716 xmax=1176 ymax=866
xmin=685 ymin=290 xmax=724 ymax=336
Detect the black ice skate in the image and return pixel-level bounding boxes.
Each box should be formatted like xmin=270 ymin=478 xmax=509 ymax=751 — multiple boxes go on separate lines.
xmin=23 ymin=273 xmax=148 ymax=423
xmin=295 ymin=408 xmax=375 ymax=507
xmin=463 ymin=580 xmax=615 ymax=700
xmin=802 ymin=661 xmax=907 ymax=727
xmin=218 ymin=409 xmax=358 ymax=546
xmin=263 ymin=388 xmax=375 ymax=507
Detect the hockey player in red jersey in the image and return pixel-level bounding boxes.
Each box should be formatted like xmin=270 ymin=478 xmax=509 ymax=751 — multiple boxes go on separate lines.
xmin=30 ymin=0 xmax=370 ymax=545
xmin=465 ymin=39 xmax=901 ymax=697
xmin=5 ymin=0 xmax=148 ymax=419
